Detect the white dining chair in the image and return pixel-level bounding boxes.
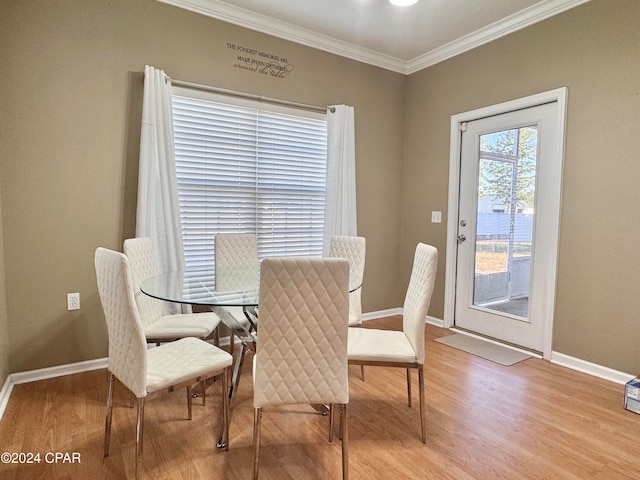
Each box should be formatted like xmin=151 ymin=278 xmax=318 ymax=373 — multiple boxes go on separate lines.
xmin=123 ymin=237 xmax=220 ymax=344
xmin=347 ymin=242 xmax=437 ymax=443
xmin=214 ymin=233 xmax=259 ymax=350
xmin=253 ymin=257 xmax=350 ymax=480
xmin=329 ymin=235 xmax=366 ymax=326
xmin=95 ymin=247 xmax=233 ymax=479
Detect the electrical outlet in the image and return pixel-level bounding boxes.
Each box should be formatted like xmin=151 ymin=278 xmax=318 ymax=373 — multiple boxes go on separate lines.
xmin=67 ymin=292 xmax=80 ymax=311
xmin=431 ymin=211 xmax=442 ymax=223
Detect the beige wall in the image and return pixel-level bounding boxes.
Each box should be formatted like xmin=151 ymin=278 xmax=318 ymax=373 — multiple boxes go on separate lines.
xmin=0 ymin=0 xmax=406 ymax=372
xmin=403 ymin=0 xmax=640 ymax=373
xmin=0 ymin=185 xmax=8 ymax=386
xmin=2 ymin=0 xmax=638 ymax=377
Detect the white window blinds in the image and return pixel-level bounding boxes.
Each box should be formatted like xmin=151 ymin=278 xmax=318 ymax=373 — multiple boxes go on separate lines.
xmin=172 ymin=89 xmax=328 ymax=271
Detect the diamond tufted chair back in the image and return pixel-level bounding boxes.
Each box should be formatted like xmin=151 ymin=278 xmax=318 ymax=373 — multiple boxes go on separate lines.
xmin=402 ymin=243 xmax=438 ymax=365
xmin=254 ymin=257 xmax=349 ymax=406
xmin=95 ymin=247 xmax=148 ymax=398
xmin=213 ymin=233 xmax=260 ymax=354
xmin=123 ymin=237 xmax=163 ymax=329
xmin=329 ymin=235 xmax=366 ymax=326
xmin=214 ymin=233 xmax=259 ymax=292
xmin=252 ymin=256 xmax=350 ymax=480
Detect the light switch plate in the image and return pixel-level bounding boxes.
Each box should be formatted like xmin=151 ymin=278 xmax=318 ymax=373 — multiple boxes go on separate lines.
xmin=431 ymin=211 xmax=442 ymax=223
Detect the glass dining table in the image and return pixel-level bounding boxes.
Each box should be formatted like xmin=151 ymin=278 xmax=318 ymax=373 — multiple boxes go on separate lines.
xmin=140 ymin=266 xmax=362 ymax=448
xmin=141 ymin=268 xmax=260 ymax=333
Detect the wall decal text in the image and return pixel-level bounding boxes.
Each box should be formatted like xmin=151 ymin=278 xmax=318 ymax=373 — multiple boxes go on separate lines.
xmin=226 ymin=42 xmax=295 ymax=79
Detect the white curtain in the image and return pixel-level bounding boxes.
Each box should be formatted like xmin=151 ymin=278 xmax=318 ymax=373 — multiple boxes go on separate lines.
xmin=323 ymin=104 xmax=357 ymax=255
xmin=136 ymin=65 xmax=185 ymax=285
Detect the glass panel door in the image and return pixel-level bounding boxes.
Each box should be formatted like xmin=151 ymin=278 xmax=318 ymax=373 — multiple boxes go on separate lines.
xmin=474 ymin=126 xmax=537 ymax=319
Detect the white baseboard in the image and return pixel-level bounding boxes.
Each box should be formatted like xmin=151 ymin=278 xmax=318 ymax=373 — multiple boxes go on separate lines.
xmin=426 ymin=315 xmax=444 ymax=328
xmin=363 ymin=309 xmax=444 ymax=328
xmin=361 ymin=307 xmax=403 ymax=322
xmin=10 ymin=357 xmax=108 ymax=385
xmin=362 ymin=307 xmax=444 ymax=328
xmin=0 ymin=375 xmax=14 ymax=423
xmin=550 ymin=351 xmax=635 ymax=385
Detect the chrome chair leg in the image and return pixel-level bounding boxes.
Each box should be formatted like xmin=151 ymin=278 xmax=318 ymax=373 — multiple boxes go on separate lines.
xmin=355 ymin=324 xmax=365 ymax=381
xmin=329 ymin=403 xmax=335 ymax=442
xmin=135 ymin=397 xmax=145 ymax=480
xmin=222 ymin=368 xmax=230 ymax=451
xmin=407 ymin=368 xmax=412 ymax=407
xmin=418 ymin=365 xmax=426 ymax=443
xmin=341 ymin=403 xmax=349 ymax=480
xmin=217 ymin=340 xmax=247 ymax=448
xmin=200 ymin=330 xmax=222 ymax=407
xmin=230 ymin=329 xmax=236 ymax=357
xmin=252 ymin=407 xmax=263 ymax=480
xmin=103 ymin=372 xmax=114 ymax=457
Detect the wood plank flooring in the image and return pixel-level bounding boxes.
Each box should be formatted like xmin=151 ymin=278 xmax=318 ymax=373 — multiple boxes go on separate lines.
xmin=1 ymin=317 xmax=639 ymax=479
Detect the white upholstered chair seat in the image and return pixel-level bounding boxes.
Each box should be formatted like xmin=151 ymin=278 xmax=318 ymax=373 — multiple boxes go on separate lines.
xmin=146 ymin=337 xmax=233 ymax=393
xmin=347 ymin=328 xmax=417 ymax=364
xmin=143 ymin=312 xmax=220 ymax=341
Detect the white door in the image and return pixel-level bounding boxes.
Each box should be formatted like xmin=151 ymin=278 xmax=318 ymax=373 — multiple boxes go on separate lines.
xmin=453 ymin=100 xmax=563 ymax=353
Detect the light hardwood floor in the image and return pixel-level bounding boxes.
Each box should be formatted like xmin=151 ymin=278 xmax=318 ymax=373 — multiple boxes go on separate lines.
xmin=1 ymin=317 xmax=639 ymax=479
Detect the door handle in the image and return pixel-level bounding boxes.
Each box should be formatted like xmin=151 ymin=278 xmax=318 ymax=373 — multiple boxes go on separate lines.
xmin=457 ymin=234 xmax=466 ymax=243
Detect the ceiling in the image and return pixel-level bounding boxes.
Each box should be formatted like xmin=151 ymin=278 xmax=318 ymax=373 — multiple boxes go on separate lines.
xmin=159 ymin=0 xmax=589 ymax=74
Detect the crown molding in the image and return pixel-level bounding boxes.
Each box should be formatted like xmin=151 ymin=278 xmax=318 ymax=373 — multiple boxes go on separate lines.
xmin=159 ymin=0 xmax=590 ymax=75
xmin=405 ymin=0 xmax=591 ymax=74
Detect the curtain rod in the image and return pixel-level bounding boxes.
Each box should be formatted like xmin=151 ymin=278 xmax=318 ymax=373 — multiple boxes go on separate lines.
xmin=166 ymin=77 xmax=335 ymax=114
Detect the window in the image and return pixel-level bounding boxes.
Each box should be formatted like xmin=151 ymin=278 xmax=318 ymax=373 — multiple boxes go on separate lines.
xmin=172 ymin=87 xmax=328 ymax=271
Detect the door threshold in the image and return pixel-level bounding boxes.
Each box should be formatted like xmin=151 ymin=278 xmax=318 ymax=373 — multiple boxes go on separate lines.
xmin=449 ymin=327 xmax=543 ymax=359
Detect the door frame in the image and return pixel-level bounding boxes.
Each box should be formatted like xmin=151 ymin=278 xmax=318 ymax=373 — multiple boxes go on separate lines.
xmin=443 ymin=87 xmax=567 ymax=360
